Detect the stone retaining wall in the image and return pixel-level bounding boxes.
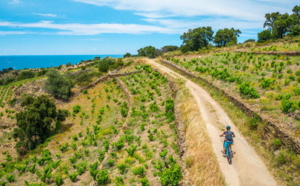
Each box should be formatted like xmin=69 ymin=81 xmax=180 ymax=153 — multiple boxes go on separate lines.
xmin=161 ymin=60 xmax=300 ymax=154
xmin=78 ymin=71 xmax=141 ymax=93
xmin=237 ymin=51 xmax=300 ymax=56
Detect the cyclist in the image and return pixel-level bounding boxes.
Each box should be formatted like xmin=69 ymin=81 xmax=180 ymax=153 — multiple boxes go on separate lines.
xmin=220 ymin=126 xmax=235 ymax=155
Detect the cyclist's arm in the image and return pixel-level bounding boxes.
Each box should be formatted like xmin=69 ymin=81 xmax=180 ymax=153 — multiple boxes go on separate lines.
xmin=233 ymin=133 xmax=236 ymax=137
xmin=219 ymin=132 xmax=225 ymax=137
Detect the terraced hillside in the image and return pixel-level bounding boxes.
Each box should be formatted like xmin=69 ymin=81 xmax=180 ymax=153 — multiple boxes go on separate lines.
xmin=161 ymin=47 xmax=300 ymax=184
xmin=0 ymin=59 xmax=186 ymax=186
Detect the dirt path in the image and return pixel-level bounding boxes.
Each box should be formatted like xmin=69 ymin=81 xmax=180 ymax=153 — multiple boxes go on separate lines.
xmin=148 ymin=59 xmax=277 ymax=186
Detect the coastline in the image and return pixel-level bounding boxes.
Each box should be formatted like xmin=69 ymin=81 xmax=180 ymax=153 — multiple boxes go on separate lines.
xmin=0 ymin=54 xmax=123 ymax=71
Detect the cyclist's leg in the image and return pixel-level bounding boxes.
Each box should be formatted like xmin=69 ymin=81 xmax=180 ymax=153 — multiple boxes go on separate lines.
xmin=223 ymin=141 xmax=228 ymax=154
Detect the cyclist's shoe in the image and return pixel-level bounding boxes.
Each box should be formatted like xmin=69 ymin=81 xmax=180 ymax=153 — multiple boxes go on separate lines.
xmin=222 ymin=151 xmax=226 ymax=155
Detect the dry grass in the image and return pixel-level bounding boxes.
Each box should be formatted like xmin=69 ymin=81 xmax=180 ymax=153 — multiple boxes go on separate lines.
xmin=176 ymin=80 xmax=225 ymax=185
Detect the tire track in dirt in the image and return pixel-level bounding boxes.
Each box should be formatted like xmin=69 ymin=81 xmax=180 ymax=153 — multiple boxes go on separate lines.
xmin=148 ymin=59 xmax=277 ymax=186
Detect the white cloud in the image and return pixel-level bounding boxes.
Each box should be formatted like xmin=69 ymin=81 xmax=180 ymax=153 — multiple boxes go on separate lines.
xmin=33 ymin=13 xmax=57 ymax=18
xmin=143 ymin=18 xmax=262 ymax=30
xmin=0 ymin=31 xmax=27 ymax=35
xmin=0 ymin=21 xmax=177 ymax=35
xmin=9 ymin=0 xmax=21 ymax=4
xmin=73 ymin=0 xmax=297 ymax=21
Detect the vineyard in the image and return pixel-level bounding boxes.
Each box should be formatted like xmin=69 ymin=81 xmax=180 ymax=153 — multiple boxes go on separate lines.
xmin=167 ymin=52 xmax=300 ymax=130
xmin=0 ymin=61 xmax=182 ymax=186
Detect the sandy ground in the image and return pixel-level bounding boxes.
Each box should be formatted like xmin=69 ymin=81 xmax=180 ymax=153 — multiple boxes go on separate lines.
xmin=148 ymin=59 xmax=277 ymax=186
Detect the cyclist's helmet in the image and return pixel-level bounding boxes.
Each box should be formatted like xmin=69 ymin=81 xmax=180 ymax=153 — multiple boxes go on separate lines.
xmin=226 ymin=126 xmax=231 ymax=130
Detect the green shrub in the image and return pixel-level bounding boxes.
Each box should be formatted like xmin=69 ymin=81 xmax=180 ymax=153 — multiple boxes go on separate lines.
xmin=249 ymin=114 xmax=260 ymax=130
xmin=44 ymin=70 xmax=73 ymax=100
xmin=73 ymin=105 xmax=81 ymax=114
xmin=54 ymin=173 xmax=63 ymax=186
xmin=239 ymin=82 xmax=260 ymax=98
xmin=82 ymin=89 xmax=88 ymax=94
xmin=259 ymin=78 xmax=274 ymax=89
xmin=132 ymin=166 xmax=145 ymax=177
xmin=117 ymin=163 xmax=127 ymax=174
xmin=5 ymin=175 xmax=15 ymax=183
xmin=115 ymin=176 xmax=124 ymax=185
xmin=140 ymin=177 xmax=150 ymax=186
xmin=148 ymin=133 xmax=154 ymax=141
xmin=107 ymin=159 xmax=114 ymax=167
xmin=28 ymin=164 xmax=36 ymax=173
xmin=159 ymin=149 xmax=168 ymax=159
xmin=126 ymin=145 xmax=137 ymax=157
xmin=68 ymin=172 xmax=78 ymax=182
xmin=281 ymin=99 xmax=297 ymax=113
xmin=277 ymin=153 xmax=287 ymax=164
xmin=273 ymin=139 xmax=282 ymax=147
xmin=97 ymin=169 xmax=109 ymax=185
xmin=98 ymin=150 xmax=105 ymax=162
xmin=89 ymin=161 xmax=99 ymax=180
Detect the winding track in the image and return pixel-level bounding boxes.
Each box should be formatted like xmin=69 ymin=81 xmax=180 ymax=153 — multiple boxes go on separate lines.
xmin=148 ymin=59 xmax=277 ymax=186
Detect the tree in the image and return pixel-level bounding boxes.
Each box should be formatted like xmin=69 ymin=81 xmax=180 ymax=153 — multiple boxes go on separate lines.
xmin=263 ymin=8 xmax=299 ymax=39
xmin=161 ymin=45 xmax=178 ymax=53
xmin=257 ymin=30 xmax=272 ymax=43
xmin=123 ymin=53 xmax=131 ymax=58
xmin=44 ymin=70 xmax=73 ymax=100
xmin=244 ymin=39 xmax=255 ymax=43
xmin=98 ymin=57 xmax=115 ymax=72
xmin=13 ymin=95 xmax=68 ymax=155
xmin=289 ymin=5 xmax=300 ymax=36
xmin=213 ymin=28 xmax=241 ymax=47
xmin=137 ymin=46 xmax=157 ymax=58
xmin=180 ymin=27 xmax=214 ymax=52
xmin=17 ymin=71 xmax=35 ymax=81
xmin=263 ymin=12 xmax=281 ymax=29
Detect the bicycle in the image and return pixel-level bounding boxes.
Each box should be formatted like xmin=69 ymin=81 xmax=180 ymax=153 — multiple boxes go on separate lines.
xmin=221 ymin=137 xmax=234 ymax=165
xmin=225 ymin=143 xmax=233 ymax=165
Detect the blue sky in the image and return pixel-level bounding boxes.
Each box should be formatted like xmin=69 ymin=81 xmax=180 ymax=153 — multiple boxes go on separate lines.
xmin=0 ymin=0 xmax=298 ymax=55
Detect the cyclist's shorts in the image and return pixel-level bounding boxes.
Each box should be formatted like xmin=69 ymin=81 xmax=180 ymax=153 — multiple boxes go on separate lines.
xmin=224 ymin=141 xmax=233 ymax=148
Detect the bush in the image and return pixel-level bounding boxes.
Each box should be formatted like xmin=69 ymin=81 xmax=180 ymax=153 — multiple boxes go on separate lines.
xmin=54 ymin=173 xmax=63 ymax=186
xmin=165 ymin=98 xmax=174 ymax=122
xmin=249 ymin=114 xmax=260 ymax=130
xmin=5 ymin=175 xmax=15 ymax=183
xmin=107 ymin=159 xmax=114 ymax=167
xmin=88 ymin=162 xmax=98 ymax=180
xmin=259 ymin=78 xmax=274 ymax=89
xmin=44 ymin=70 xmax=73 ymax=100
xmin=13 ymin=95 xmax=67 ymax=155
xmin=68 ymin=172 xmax=78 ymax=182
xmin=72 ymin=106 xmax=81 ymax=115
xmin=126 ymin=145 xmax=137 ymax=157
xmin=281 ymin=99 xmax=297 ymax=113
xmin=97 ymin=169 xmax=109 ymax=185
xmin=273 ymin=139 xmax=282 ymax=147
xmin=132 ymin=166 xmax=146 ymax=177
xmin=140 ymin=177 xmax=150 ymax=186
xmin=239 ymin=82 xmax=260 ymax=98
xmin=117 ymin=163 xmax=127 ymax=174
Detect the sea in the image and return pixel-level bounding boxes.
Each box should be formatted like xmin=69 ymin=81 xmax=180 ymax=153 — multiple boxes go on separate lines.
xmin=0 ymin=55 xmax=123 ymax=70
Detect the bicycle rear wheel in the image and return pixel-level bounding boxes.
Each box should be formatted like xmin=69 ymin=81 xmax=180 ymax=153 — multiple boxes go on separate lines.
xmin=227 ymin=149 xmax=232 ymax=164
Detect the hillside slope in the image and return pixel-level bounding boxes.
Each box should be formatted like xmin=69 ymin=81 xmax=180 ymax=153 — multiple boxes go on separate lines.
xmin=148 ymin=59 xmax=277 ymax=185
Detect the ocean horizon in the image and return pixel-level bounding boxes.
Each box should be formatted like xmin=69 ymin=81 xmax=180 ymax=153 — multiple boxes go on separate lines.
xmin=0 ymin=54 xmax=123 ymax=71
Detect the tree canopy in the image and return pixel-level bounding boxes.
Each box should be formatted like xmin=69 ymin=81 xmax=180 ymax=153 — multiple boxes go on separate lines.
xmin=257 ymin=30 xmax=272 ymax=43
xmin=13 ymin=95 xmax=68 ymax=155
xmin=98 ymin=57 xmax=123 ymax=72
xmin=180 ymin=26 xmax=214 ymax=52
xmin=262 ymin=5 xmax=300 ymax=39
xmin=123 ymin=53 xmax=132 ymax=58
xmin=137 ymin=46 xmax=157 ymax=58
xmin=44 ymin=70 xmax=73 ymax=100
xmin=213 ymin=28 xmax=241 ymax=47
